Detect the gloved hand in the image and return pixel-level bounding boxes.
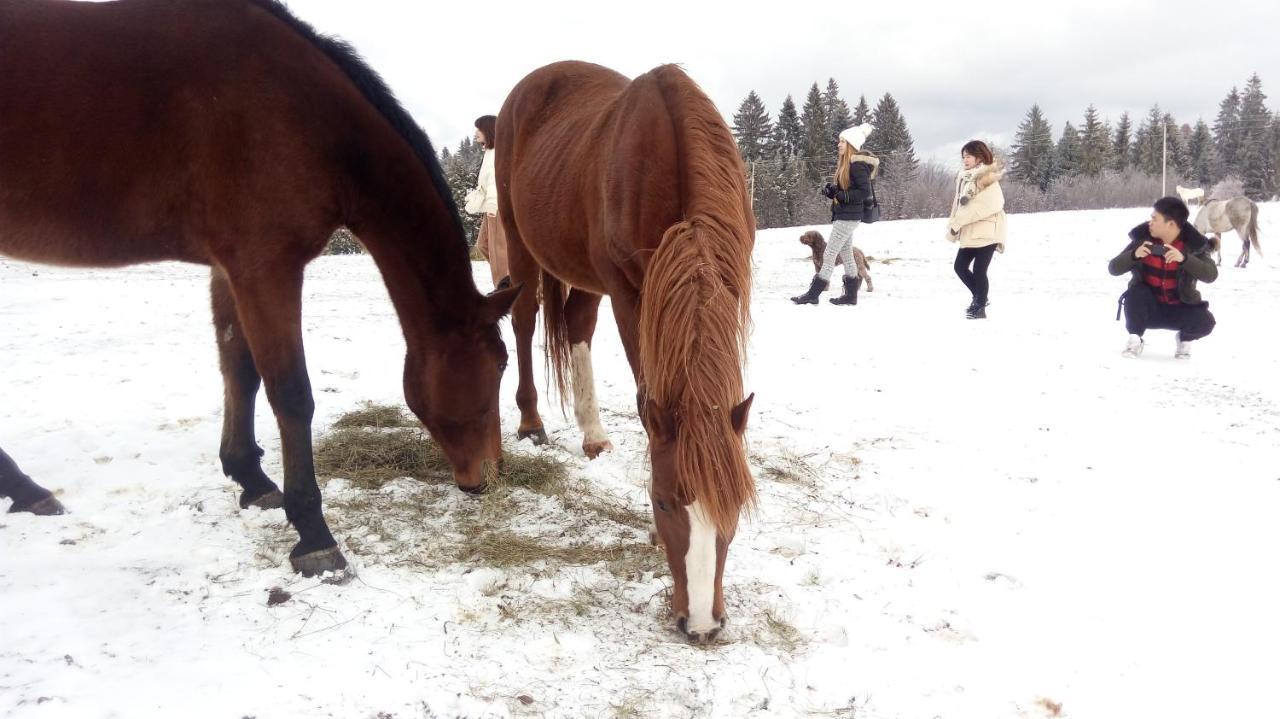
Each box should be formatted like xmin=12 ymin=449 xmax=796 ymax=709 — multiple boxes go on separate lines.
xmin=821 ymin=182 xmax=837 ymax=198
xmin=959 ymin=195 xmax=971 ymax=206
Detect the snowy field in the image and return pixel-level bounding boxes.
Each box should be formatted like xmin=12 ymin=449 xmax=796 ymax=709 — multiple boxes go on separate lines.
xmin=2 ymin=205 xmax=1279 ymax=719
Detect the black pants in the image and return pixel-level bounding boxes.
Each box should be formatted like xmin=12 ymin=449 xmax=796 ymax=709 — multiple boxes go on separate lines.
xmin=1122 ymin=285 xmax=1216 ymax=342
xmin=954 ymin=245 xmax=997 ymax=303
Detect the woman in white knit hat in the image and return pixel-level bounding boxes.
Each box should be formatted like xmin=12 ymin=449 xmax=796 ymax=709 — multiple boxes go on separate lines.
xmin=946 ymin=139 xmax=1006 ymax=319
xmin=791 ymin=122 xmax=879 ymax=305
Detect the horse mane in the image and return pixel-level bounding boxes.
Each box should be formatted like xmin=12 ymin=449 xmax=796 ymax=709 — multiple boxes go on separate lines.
xmin=637 ymin=65 xmax=756 ymax=535
xmin=247 ymin=0 xmax=464 ymax=241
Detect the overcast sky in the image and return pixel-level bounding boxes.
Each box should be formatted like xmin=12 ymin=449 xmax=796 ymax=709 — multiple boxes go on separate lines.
xmin=287 ymin=0 xmax=1279 ymax=164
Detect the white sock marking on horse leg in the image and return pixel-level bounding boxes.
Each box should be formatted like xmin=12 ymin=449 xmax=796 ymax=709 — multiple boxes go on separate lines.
xmin=570 ymin=342 xmax=609 ymax=445
xmin=684 ymin=500 xmax=718 ymax=634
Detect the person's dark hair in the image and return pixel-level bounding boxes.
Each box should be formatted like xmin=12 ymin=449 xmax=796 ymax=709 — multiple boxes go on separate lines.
xmin=1153 ymin=196 xmax=1190 ymax=225
xmin=474 ymin=115 xmax=497 ymax=149
xmin=960 ymin=140 xmax=994 ymax=166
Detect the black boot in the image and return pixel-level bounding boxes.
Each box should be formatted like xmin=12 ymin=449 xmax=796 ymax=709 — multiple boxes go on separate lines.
xmin=829 ymin=275 xmax=861 ymax=305
xmin=966 ymin=299 xmax=987 ymax=319
xmin=791 ymin=275 xmax=828 ymax=305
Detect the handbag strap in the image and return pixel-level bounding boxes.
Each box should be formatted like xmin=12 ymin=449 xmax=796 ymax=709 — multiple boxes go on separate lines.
xmin=870 ymin=178 xmax=879 ymax=205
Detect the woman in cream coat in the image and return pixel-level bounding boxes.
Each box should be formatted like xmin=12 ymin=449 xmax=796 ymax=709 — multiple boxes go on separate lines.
xmin=467 ymin=114 xmax=508 ymax=290
xmin=946 ymin=140 xmax=1007 ymax=319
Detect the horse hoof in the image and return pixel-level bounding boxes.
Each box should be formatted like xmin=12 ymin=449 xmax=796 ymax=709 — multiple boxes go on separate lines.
xmin=583 ymin=439 xmax=613 ymax=459
xmin=289 ymin=546 xmax=349 ymax=578
xmin=8 ymin=495 xmax=66 ymax=516
xmin=518 ymin=428 xmax=549 ymax=445
xmin=241 ymin=489 xmax=284 ymax=510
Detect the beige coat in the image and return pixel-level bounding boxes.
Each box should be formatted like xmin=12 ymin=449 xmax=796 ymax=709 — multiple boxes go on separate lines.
xmin=465 ymin=148 xmax=500 ymax=216
xmin=946 ymin=161 xmax=1007 ymax=251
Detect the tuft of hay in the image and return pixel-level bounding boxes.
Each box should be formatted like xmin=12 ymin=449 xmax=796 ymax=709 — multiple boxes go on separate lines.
xmin=314 ymin=427 xmax=452 ymax=489
xmin=752 ymin=449 xmax=820 ymax=488
xmin=317 ymin=404 xmax=571 ymax=493
xmin=467 ymin=530 xmax=663 ymax=579
xmin=331 ymin=402 xmax=417 ymax=430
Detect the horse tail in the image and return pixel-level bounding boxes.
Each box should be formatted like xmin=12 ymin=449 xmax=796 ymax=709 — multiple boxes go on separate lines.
xmin=1247 ymin=202 xmax=1262 ymax=257
xmin=638 ymin=65 xmax=756 ymax=535
xmin=540 ymin=270 xmax=572 ymax=410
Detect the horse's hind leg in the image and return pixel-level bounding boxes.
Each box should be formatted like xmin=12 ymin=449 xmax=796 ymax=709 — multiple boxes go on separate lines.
xmin=1239 ymin=234 xmax=1250 ymax=268
xmin=211 ymin=270 xmax=283 ymax=510
xmin=0 ymin=447 xmax=64 ymax=515
xmin=224 ymin=264 xmax=346 ymax=577
xmin=565 ymin=289 xmax=611 ymax=459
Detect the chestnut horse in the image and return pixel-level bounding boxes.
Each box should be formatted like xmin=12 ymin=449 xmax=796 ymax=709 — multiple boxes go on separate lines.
xmin=496 ymin=62 xmax=756 ymax=642
xmin=0 ymin=0 xmax=517 ymax=575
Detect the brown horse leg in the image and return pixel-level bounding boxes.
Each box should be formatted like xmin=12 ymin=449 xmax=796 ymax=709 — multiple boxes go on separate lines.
xmin=504 ymin=227 xmax=547 ymax=445
xmin=210 ymin=271 xmax=283 ymax=510
xmin=0 ymin=447 xmax=64 ymax=515
xmin=225 ymin=267 xmax=347 ymax=577
xmin=564 ymin=289 xmax=611 ymax=458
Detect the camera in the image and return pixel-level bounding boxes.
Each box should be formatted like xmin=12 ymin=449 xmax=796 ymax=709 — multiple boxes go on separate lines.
xmin=1149 ymin=243 xmax=1167 ymax=257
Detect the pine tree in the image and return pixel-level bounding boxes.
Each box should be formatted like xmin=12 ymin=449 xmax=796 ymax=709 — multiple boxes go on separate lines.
xmin=864 ymin=93 xmax=917 ymax=178
xmin=852 ymin=95 xmax=871 ymax=125
xmin=1272 ymin=114 xmax=1280 ymax=197
xmin=1112 ymin=112 xmax=1133 ymax=172
xmin=1214 ymin=87 xmax=1242 ymax=180
xmin=1011 ymin=104 xmax=1056 ymax=190
xmin=774 ymin=95 xmax=803 ymax=159
xmin=731 ymin=91 xmax=773 ymax=163
xmin=1187 ymin=119 xmax=1215 ymax=187
xmin=799 ymin=83 xmax=827 ymax=181
xmin=1136 ymin=105 xmax=1165 ymax=176
xmin=823 ymin=78 xmax=853 ymax=148
xmin=1079 ymin=105 xmax=1111 ymax=177
xmin=1163 ymin=113 xmax=1190 ymax=177
xmin=1238 ymin=74 xmax=1273 ymax=199
xmin=442 ymin=138 xmax=485 ymax=244
xmin=1056 ymin=122 xmax=1082 ymax=178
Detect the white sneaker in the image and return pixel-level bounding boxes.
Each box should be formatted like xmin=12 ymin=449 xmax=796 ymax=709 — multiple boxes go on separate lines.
xmin=1175 ymin=333 xmax=1191 ymax=359
xmin=1122 ymin=334 xmax=1144 ymax=358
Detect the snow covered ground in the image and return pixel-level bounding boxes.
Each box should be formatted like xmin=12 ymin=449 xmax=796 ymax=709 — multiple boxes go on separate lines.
xmin=2 ymin=205 xmax=1279 ymax=719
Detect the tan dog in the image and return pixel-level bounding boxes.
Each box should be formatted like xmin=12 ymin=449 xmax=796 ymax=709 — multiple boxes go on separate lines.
xmin=798 ymin=230 xmax=874 ymax=291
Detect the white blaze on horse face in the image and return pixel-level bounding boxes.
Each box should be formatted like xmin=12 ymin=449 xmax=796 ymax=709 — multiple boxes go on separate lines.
xmin=684 ymin=500 xmax=719 ymax=634
xmin=570 ymin=342 xmax=608 ymax=445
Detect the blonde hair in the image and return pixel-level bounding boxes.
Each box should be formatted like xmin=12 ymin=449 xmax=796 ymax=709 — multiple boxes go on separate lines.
xmin=836 ymin=141 xmax=855 ymax=190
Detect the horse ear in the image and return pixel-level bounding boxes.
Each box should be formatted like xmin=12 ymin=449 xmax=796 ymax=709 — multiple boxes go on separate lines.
xmin=645 ymin=399 xmax=676 ymax=442
xmin=479 ymin=283 xmax=522 ymax=324
xmin=730 ymin=393 xmax=755 ymax=435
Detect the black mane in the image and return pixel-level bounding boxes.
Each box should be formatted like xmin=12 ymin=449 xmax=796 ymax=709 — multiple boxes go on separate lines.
xmin=249 ymin=0 xmax=465 ymax=241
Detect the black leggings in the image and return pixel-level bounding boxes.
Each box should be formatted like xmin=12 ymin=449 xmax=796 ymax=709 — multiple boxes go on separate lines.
xmin=954 ymin=245 xmax=997 ymax=303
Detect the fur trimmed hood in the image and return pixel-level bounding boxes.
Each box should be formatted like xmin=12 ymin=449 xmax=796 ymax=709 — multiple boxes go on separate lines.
xmin=958 ymin=160 xmax=1004 ymax=191
xmin=851 ymin=152 xmax=880 ymax=179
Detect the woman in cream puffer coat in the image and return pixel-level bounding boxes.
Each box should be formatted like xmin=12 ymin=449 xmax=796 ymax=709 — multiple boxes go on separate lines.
xmin=946 ymin=140 xmax=1007 ymax=319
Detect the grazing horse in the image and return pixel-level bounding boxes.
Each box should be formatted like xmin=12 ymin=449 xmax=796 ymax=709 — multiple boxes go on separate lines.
xmin=1176 ymin=185 xmax=1205 ymax=206
xmin=1194 ymin=197 xmax=1262 ymax=268
xmin=0 ymin=0 xmax=518 ymax=576
xmin=496 ymin=62 xmax=756 ymax=642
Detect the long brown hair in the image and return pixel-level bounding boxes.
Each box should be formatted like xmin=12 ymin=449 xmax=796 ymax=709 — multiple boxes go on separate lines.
xmin=474 ymin=115 xmax=497 ymax=149
xmin=836 ymin=141 xmax=856 ymax=190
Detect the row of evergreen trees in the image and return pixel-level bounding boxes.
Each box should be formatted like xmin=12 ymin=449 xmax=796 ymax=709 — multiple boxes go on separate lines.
xmin=732 ymin=73 xmax=1278 ymax=229
xmin=428 ymin=73 xmax=1278 ymax=246
xmin=730 ymin=80 xmax=919 ymax=228
xmin=1009 ymin=74 xmax=1279 ymax=200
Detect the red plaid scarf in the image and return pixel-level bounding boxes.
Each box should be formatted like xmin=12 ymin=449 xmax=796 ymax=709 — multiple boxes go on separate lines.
xmin=1140 ymin=238 xmax=1186 ymax=304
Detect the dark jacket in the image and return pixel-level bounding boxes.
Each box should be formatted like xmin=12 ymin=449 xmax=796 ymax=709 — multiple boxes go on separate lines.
xmin=1108 ymin=222 xmax=1218 ymax=304
xmin=822 ymin=154 xmax=879 ymax=222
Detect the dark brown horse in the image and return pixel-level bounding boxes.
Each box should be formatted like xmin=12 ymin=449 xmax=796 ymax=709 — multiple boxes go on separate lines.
xmin=496 ymin=61 xmax=756 ymax=642
xmin=0 ymin=0 xmax=517 ymax=576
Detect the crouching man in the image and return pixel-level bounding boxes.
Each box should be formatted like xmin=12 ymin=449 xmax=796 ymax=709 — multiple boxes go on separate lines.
xmin=1109 ymin=197 xmax=1218 ymax=359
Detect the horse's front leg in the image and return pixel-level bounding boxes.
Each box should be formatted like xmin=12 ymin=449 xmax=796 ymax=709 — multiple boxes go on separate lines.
xmin=0 ymin=447 xmax=63 ymax=515
xmin=224 ymin=263 xmax=346 ymax=577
